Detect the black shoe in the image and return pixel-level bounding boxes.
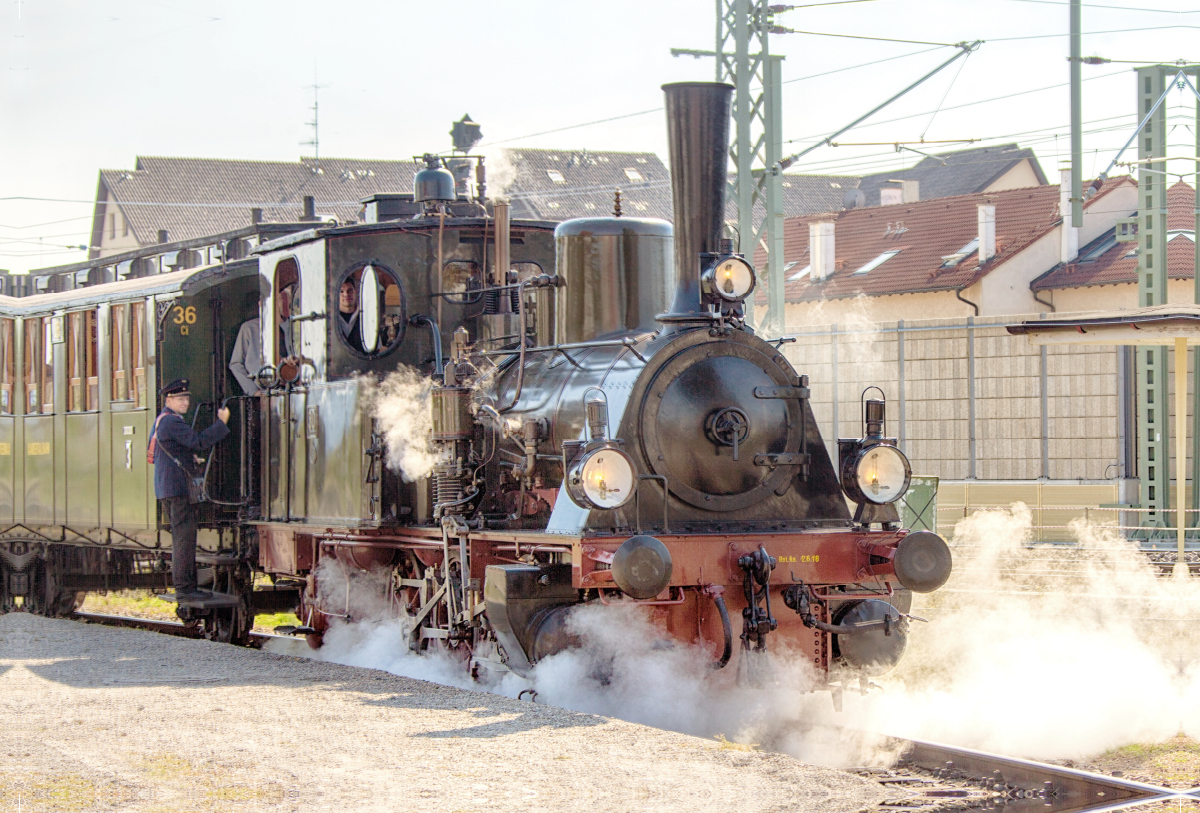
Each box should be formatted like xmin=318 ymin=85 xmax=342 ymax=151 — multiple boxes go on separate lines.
xmin=175 ymin=589 xmax=212 ymax=602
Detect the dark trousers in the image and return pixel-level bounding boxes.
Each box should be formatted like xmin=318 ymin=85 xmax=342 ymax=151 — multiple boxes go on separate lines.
xmin=164 ymin=496 xmax=197 ymax=593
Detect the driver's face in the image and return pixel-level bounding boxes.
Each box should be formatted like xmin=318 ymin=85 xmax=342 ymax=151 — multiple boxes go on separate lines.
xmin=339 ymin=281 xmax=357 ymax=314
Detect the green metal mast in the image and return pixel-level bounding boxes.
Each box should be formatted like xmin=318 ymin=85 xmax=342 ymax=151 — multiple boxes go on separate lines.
xmin=715 ymin=0 xmax=786 ymax=337
xmin=1136 ymin=65 xmax=1171 ymax=535
xmin=675 ymin=0 xmax=786 ymax=336
xmin=1093 ymin=64 xmax=1200 ymax=539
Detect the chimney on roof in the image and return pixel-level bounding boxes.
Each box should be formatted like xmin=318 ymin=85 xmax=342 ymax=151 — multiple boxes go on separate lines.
xmin=978 ymin=204 xmax=996 ymax=264
xmin=880 ymin=184 xmax=903 ymax=207
xmin=302 ymin=195 xmax=316 ymax=221
xmin=1059 ymin=168 xmax=1080 ymax=262
xmin=901 ymin=180 xmax=919 ymax=203
xmin=157 ymin=229 xmax=169 ymax=244
xmin=810 ymin=221 xmax=835 ymax=281
xmin=251 ymin=208 xmax=263 ymax=225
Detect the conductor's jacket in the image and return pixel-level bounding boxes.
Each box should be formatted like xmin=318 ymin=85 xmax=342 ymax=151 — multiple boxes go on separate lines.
xmin=152 ymin=412 xmax=230 ymax=499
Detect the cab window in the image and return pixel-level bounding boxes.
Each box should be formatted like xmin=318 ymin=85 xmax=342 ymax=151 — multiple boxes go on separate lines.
xmin=334 ymin=262 xmax=406 ymax=359
xmin=273 ymin=257 xmax=300 ymax=364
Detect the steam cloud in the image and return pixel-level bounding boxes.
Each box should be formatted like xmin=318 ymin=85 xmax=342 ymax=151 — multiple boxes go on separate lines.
xmin=481 ymin=148 xmax=518 ymax=200
xmin=362 ymin=368 xmax=437 ymax=482
xmin=269 ymin=506 xmax=1200 ymax=769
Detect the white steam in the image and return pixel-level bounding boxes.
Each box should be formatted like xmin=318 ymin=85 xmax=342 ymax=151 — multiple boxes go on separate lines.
xmin=272 ymin=506 xmax=1200 ymax=769
xmin=362 ymin=368 xmax=436 ymax=482
xmin=481 ymin=148 xmax=518 ymax=200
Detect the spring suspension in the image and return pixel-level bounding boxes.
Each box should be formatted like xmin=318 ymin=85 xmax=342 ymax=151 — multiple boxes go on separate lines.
xmin=481 ymin=285 xmax=520 ymax=315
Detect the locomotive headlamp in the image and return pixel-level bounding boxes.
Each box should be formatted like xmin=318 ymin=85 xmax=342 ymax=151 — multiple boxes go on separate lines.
xmin=839 ymin=389 xmax=911 ymax=508
xmin=702 ymin=256 xmax=756 ymax=302
xmin=849 ymin=443 xmax=911 ymax=505
xmin=565 ymin=387 xmax=637 ymax=511
xmin=566 ymin=445 xmax=637 ymax=510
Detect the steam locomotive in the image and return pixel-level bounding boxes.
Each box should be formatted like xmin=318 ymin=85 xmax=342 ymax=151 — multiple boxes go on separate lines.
xmin=0 ymin=82 xmax=951 ymax=693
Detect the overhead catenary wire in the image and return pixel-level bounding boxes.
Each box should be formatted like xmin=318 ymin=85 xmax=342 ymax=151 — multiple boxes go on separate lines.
xmin=471 ymin=46 xmax=948 ymax=152
xmin=920 ymin=47 xmax=973 ymax=140
xmin=1000 ymin=0 xmax=1200 ymax=12
xmin=784 ymin=68 xmax=1127 ymax=145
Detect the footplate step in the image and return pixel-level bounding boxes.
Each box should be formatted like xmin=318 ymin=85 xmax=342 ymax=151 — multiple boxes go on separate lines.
xmin=156 ymin=591 xmax=242 ymax=609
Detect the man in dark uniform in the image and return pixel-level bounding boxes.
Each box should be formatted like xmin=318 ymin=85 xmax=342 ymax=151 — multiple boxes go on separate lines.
xmin=149 ymin=379 xmax=230 ymax=600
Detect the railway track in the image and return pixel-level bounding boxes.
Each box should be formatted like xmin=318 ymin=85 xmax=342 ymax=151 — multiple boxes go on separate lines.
xmin=60 ymin=610 xmax=1199 ymax=812
xmin=875 ymin=738 xmax=1186 ymax=813
xmin=68 ymin=609 xmax=294 ymax=648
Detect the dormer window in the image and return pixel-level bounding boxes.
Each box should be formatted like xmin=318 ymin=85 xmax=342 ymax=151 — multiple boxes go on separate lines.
xmin=940 ymin=238 xmax=979 ymax=268
xmin=853 ymin=250 xmax=901 ymax=275
xmin=787 ymin=263 xmax=812 ymax=281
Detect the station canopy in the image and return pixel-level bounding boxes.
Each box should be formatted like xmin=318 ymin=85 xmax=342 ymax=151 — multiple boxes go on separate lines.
xmin=1007 ymin=304 xmax=1200 ymax=346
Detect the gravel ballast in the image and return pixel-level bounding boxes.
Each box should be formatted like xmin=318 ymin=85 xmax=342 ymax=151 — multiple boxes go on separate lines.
xmin=1 ymin=613 xmax=887 ymax=812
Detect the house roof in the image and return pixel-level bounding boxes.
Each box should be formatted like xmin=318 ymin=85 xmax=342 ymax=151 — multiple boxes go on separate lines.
xmin=856 ymin=144 xmax=1047 ymax=206
xmin=722 ymin=174 xmax=861 ymax=228
xmin=1031 ymin=181 xmax=1195 ymax=291
xmin=95 ymin=156 xmax=418 ymax=249
xmin=95 ymin=150 xmax=679 ymax=250
xmin=501 ymin=148 xmax=673 ymax=221
xmin=765 ymin=177 xmax=1131 ymax=303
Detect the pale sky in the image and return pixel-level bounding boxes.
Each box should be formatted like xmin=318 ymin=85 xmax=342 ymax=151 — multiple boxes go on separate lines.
xmin=3 ymin=0 xmax=1200 ymax=273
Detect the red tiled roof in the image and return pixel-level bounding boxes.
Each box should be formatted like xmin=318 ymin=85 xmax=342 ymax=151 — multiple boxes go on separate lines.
xmin=1032 ymin=181 xmax=1194 ymax=291
xmin=757 ymin=179 xmax=1131 ymax=303
xmin=761 ymin=178 xmax=1131 ymax=303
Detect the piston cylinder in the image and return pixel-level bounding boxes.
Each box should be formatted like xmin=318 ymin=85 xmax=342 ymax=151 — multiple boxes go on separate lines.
xmin=431 ymin=386 xmax=472 ymax=441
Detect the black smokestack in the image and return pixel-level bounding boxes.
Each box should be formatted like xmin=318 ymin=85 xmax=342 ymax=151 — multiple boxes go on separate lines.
xmin=660 ymin=82 xmax=733 ymax=321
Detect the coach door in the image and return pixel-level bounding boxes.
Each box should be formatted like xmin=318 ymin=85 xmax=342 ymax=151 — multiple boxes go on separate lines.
xmin=109 ymin=301 xmax=151 ymax=529
xmin=0 ymin=319 xmax=15 ymax=523
xmin=22 ymin=316 xmax=56 ymax=525
xmin=63 ymin=309 xmax=101 ymax=526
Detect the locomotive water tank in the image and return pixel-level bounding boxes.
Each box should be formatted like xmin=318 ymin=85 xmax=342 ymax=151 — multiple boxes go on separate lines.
xmin=553 ymin=218 xmax=673 ymax=343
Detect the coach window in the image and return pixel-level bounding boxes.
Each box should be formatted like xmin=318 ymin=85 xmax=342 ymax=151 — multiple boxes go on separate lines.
xmin=111 ymin=304 xmax=130 ymax=401
xmin=273 ymin=257 xmax=300 ymax=364
xmin=67 ymin=311 xmax=98 ymax=411
xmin=0 ymin=319 xmax=12 ymax=415
xmin=335 ymin=262 xmax=406 ymax=359
xmin=23 ymin=317 xmax=53 ymax=414
xmin=131 ymin=302 xmax=147 ymax=407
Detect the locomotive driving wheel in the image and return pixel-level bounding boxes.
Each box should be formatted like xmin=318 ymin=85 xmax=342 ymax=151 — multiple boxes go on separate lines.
xmin=201 ymin=570 xmax=255 ymax=645
xmin=410 ymin=557 xmax=473 ymax=664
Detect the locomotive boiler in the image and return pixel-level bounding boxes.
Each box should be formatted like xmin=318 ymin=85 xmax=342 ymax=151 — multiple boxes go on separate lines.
xmin=0 ymin=81 xmax=951 ymax=694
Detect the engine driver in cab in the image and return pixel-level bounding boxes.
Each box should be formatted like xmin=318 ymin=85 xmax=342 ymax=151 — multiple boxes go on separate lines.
xmin=148 ymin=379 xmax=231 ymax=601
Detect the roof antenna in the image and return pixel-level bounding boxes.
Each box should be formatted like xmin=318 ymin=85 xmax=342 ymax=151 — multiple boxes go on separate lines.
xmin=302 ymin=62 xmax=328 ymax=175
xmin=613 ymin=188 xmax=622 ymax=217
